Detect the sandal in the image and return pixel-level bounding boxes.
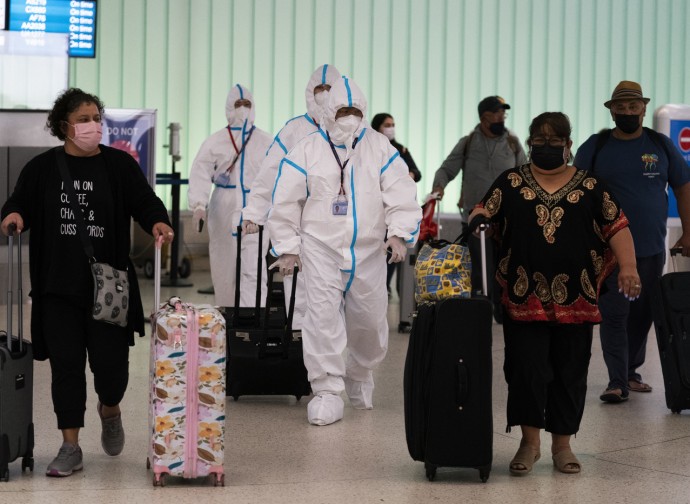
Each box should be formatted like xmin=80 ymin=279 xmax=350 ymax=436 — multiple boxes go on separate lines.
xmin=628 ymin=379 xmax=653 ymax=393
xmin=552 ymin=449 xmax=581 ymax=474
xmin=599 ymin=388 xmax=629 ymax=403
xmin=509 ymin=445 xmax=541 ymax=476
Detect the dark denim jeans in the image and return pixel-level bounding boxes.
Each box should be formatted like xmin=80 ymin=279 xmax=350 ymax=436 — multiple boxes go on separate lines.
xmin=598 ymin=253 xmax=664 ymax=395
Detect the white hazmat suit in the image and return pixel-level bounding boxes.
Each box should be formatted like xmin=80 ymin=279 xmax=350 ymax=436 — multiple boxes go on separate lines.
xmin=243 ymin=64 xmax=341 ymax=328
xmin=187 ymin=84 xmax=272 ymax=307
xmin=267 ymin=76 xmax=422 ymax=425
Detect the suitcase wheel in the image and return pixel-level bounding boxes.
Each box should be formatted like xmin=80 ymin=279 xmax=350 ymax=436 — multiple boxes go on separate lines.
xmin=672 ymin=409 xmax=682 ymax=414
xmin=144 ymin=259 xmax=155 ymax=279
xmin=153 ymin=472 xmax=168 ymax=487
xmin=295 ymin=395 xmax=302 ymax=401
xmin=0 ymin=467 xmax=8 ymax=482
xmin=213 ymin=473 xmax=225 ymax=487
xmin=424 ymin=462 xmax=437 ymax=482
xmin=21 ymin=457 xmax=34 ymax=472
xmin=479 ymin=465 xmax=491 ymax=483
xmin=233 ymin=396 xmax=240 ymax=402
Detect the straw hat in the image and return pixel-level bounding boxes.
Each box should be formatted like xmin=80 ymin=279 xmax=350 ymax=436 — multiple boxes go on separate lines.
xmin=604 ymin=81 xmax=650 ymax=108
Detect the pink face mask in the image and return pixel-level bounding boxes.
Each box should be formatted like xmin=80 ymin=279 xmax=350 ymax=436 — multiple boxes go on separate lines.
xmin=67 ymin=121 xmax=103 ymax=152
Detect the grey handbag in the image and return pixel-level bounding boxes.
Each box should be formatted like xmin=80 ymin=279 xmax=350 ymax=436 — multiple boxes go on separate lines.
xmin=56 ymin=148 xmax=129 ymax=327
xmin=91 ymin=262 xmax=129 ymax=327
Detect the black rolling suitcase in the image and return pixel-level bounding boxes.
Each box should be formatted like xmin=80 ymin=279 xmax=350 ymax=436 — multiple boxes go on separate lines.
xmin=0 ymin=226 xmax=34 ymax=481
xmin=225 ymin=226 xmax=311 ymax=401
xmin=652 ymin=246 xmax=690 ymax=413
xmin=404 ymin=220 xmax=493 ymax=482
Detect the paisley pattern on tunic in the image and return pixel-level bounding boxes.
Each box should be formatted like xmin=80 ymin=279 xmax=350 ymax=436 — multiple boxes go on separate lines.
xmin=567 ymin=190 xmax=584 ymax=203
xmin=475 ymin=164 xmax=629 ymax=324
xmin=580 ymin=269 xmax=596 ymax=300
xmin=508 ymin=172 xmax=523 ymax=187
xmin=602 ymin=191 xmax=618 ymax=221
xmin=514 ymin=266 xmax=529 ymax=298
xmin=485 ymin=188 xmax=502 ymax=216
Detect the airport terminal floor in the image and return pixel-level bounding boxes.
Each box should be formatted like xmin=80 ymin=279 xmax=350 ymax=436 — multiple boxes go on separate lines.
xmin=1 ymin=268 xmax=689 ymax=504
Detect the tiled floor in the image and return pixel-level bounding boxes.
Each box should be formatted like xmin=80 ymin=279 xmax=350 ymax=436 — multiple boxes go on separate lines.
xmin=1 ymin=267 xmax=689 ymax=504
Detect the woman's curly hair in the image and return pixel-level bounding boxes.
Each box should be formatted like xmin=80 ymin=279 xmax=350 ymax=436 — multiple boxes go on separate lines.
xmin=46 ymin=88 xmax=105 ymax=140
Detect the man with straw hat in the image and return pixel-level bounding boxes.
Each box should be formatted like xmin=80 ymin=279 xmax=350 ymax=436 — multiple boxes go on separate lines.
xmin=574 ymin=80 xmax=690 ymax=404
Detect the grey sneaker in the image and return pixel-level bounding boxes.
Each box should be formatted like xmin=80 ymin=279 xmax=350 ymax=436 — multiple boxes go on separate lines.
xmin=46 ymin=443 xmax=83 ymax=477
xmin=98 ymin=402 xmax=125 ymax=456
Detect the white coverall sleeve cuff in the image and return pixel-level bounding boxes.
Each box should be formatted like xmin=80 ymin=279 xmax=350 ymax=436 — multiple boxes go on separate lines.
xmin=241 ymin=207 xmax=267 ymax=226
xmin=389 ymin=219 xmax=421 ymax=247
xmin=269 ymin=240 xmax=301 ymax=258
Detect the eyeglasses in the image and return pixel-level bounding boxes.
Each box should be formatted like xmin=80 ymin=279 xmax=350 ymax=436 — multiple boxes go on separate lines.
xmin=611 ymin=101 xmax=644 ymax=114
xmin=530 ymin=136 xmax=566 ymax=147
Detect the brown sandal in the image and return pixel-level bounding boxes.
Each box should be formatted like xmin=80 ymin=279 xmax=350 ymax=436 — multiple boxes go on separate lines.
xmin=509 ymin=445 xmax=541 ymax=476
xmin=552 ymin=449 xmax=581 ymax=474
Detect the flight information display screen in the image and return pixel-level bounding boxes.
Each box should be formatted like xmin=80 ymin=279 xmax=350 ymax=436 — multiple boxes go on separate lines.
xmin=7 ymin=0 xmax=97 ymax=58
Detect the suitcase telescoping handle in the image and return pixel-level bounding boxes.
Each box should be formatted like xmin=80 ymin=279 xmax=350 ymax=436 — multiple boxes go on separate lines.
xmin=153 ymin=235 xmax=163 ymax=315
xmin=5 ymin=223 xmax=23 ymax=353
xmin=467 ymin=215 xmax=491 ymax=297
xmin=669 ymin=246 xmax=683 ymax=273
xmin=435 ymin=194 xmax=442 ymax=241
xmin=234 ymin=224 xmax=267 ymax=326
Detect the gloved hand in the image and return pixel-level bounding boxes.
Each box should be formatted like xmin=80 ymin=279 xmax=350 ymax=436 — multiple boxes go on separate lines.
xmin=385 ymin=236 xmax=406 ymax=264
xmin=242 ymin=220 xmax=259 ymax=234
xmin=192 ymin=207 xmax=206 ymax=233
xmin=268 ymin=254 xmax=302 ymax=276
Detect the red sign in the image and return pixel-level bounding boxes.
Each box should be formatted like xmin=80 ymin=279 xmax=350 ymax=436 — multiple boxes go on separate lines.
xmin=679 ymin=127 xmax=690 ymax=152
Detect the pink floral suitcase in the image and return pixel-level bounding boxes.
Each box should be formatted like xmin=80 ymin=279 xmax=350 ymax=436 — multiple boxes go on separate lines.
xmin=147 ymin=242 xmax=226 ymax=487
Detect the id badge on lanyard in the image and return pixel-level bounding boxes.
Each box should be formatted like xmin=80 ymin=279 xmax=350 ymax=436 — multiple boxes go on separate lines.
xmin=332 ymin=195 xmax=348 ymax=215
xmin=216 ymin=126 xmax=254 ymax=186
xmin=328 ymin=133 xmax=358 ymax=216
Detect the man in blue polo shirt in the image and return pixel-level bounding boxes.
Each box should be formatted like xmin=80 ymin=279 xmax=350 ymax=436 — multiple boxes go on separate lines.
xmin=574 ymin=80 xmax=690 ymax=403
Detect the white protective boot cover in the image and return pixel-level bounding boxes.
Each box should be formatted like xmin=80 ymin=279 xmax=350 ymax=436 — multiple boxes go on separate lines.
xmin=344 ymin=376 xmax=374 ymax=410
xmin=307 ymin=393 xmax=344 ymax=426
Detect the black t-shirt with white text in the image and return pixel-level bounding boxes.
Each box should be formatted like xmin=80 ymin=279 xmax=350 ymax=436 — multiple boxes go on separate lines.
xmin=41 ymin=153 xmax=115 ymax=302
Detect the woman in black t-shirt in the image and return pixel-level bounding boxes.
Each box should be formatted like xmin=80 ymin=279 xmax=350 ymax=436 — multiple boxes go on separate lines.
xmin=1 ymin=88 xmax=174 ymax=477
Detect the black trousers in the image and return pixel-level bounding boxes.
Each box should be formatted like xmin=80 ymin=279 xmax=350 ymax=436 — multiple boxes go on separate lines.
xmin=39 ymin=295 xmax=130 ymax=430
xmin=503 ymin=316 xmax=593 ymax=435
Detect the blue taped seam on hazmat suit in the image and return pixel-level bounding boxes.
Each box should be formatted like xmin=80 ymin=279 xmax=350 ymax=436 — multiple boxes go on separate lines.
xmin=267 ymin=75 xmax=422 ymax=399
xmin=187 ymin=84 xmax=272 ymax=306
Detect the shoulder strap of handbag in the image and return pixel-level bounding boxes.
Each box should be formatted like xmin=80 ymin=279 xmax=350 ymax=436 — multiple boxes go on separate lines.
xmin=55 ymin=147 xmax=96 ymax=261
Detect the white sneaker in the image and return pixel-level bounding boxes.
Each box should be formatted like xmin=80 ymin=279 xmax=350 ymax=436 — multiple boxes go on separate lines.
xmin=344 ymin=376 xmax=374 ymax=410
xmin=307 ymin=393 xmax=344 ymax=426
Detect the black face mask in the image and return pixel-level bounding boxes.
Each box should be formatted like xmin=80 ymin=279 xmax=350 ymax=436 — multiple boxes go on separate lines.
xmin=614 ymin=114 xmax=641 ymax=134
xmin=489 ymin=121 xmax=505 ymax=136
xmin=530 ymin=145 xmax=565 ymax=171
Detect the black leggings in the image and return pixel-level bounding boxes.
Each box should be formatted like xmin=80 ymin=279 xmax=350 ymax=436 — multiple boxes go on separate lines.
xmin=503 ymin=317 xmax=593 ymax=435
xmin=39 ymin=295 xmax=130 ymax=430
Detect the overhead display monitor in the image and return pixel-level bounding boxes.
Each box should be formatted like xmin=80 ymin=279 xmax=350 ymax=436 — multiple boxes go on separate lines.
xmin=0 ymin=30 xmax=69 ymax=110
xmin=7 ymin=0 xmax=97 ymax=58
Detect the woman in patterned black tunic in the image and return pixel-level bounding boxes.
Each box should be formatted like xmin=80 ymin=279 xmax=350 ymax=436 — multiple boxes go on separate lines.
xmin=470 ymin=112 xmax=640 ymax=476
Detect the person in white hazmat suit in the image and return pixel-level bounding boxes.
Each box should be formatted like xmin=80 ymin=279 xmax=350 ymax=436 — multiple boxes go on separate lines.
xmin=242 ymin=64 xmax=341 ymax=328
xmin=187 ymin=84 xmax=272 ymax=307
xmin=267 ymin=76 xmax=422 ymax=426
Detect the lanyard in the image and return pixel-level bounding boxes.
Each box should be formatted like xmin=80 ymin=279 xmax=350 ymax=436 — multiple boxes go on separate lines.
xmin=327 ymin=132 xmax=359 ymax=196
xmin=225 ymin=125 xmax=255 ymax=173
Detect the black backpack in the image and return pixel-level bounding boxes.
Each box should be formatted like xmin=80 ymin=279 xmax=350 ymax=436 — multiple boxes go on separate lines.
xmin=590 ymin=127 xmax=672 ymax=171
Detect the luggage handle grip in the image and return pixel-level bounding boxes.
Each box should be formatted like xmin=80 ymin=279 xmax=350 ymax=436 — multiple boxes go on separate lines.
xmin=6 ymin=223 xmax=24 ymax=353
xmin=456 ymin=360 xmax=469 ymax=409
